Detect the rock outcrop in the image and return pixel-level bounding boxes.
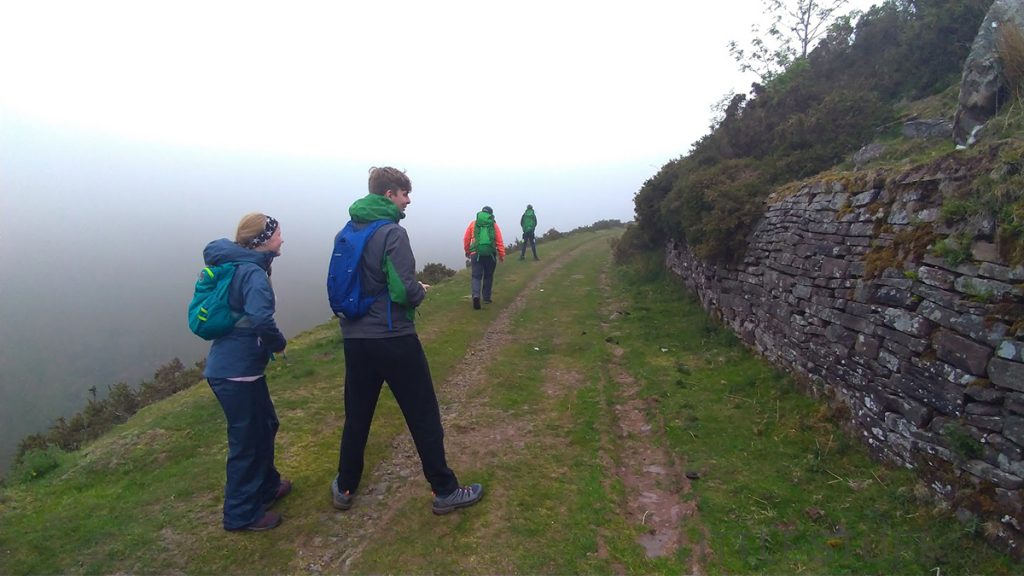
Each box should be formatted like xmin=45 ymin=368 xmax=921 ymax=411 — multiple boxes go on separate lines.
xmin=954 ymin=0 xmax=1024 ymax=147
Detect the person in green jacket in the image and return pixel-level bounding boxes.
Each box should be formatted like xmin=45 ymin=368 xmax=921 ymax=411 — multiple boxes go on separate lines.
xmin=330 ymin=166 xmax=484 ymax=515
xmin=519 ymin=204 xmax=539 ymax=261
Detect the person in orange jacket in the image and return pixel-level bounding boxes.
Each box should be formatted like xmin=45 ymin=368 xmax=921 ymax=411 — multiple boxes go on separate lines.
xmin=462 ymin=206 xmax=505 ymax=309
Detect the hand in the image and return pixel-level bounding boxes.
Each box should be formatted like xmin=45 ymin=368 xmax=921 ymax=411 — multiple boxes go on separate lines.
xmin=499 ymin=256 xmax=504 ymax=263
xmin=419 ymin=281 xmax=431 ymax=291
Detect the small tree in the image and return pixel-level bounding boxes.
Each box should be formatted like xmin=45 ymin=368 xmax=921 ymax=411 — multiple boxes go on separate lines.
xmin=729 ymin=0 xmax=850 ymax=82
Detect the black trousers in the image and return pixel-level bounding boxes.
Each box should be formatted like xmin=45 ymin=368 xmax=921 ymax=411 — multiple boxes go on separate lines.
xmin=337 ymin=335 xmax=459 ymax=495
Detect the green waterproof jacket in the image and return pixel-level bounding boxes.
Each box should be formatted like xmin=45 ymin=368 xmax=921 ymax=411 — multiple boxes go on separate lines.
xmin=341 ymin=194 xmax=423 ymax=336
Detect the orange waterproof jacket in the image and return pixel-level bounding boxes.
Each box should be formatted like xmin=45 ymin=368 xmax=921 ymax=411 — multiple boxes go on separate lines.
xmin=463 ymin=220 xmax=505 ymax=261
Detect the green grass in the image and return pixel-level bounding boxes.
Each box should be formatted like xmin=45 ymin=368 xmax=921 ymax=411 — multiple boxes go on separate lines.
xmin=608 ymin=253 xmax=1016 ymax=575
xmin=0 ymin=232 xmax=1017 ymax=574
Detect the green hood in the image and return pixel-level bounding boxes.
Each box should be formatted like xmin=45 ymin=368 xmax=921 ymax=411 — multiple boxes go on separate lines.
xmin=349 ymin=193 xmax=405 ymax=223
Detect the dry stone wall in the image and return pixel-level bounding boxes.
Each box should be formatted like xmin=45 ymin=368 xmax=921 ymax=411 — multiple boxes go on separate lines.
xmin=665 ymin=165 xmax=1024 ymax=557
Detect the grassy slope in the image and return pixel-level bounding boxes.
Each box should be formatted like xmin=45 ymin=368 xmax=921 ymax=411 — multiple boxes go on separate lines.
xmin=0 ymin=229 xmax=1016 ymax=574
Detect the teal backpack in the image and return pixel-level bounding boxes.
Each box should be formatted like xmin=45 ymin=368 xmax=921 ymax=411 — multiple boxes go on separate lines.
xmin=472 ymin=211 xmax=497 ymax=257
xmin=188 ymin=263 xmax=241 ymax=340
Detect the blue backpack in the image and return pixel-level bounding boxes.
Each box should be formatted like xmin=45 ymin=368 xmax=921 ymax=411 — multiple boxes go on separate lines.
xmin=327 ymin=220 xmax=390 ymax=319
xmin=187 ymin=263 xmax=241 ymax=340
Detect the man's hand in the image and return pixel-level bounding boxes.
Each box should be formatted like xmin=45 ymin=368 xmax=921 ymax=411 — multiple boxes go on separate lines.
xmin=419 ymin=281 xmax=431 ymax=291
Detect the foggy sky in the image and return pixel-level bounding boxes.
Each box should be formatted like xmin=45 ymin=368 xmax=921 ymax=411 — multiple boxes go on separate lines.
xmin=0 ymin=0 xmax=880 ymax=472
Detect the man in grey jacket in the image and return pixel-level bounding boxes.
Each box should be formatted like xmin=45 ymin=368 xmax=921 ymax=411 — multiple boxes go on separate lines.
xmin=331 ymin=166 xmax=484 ymax=515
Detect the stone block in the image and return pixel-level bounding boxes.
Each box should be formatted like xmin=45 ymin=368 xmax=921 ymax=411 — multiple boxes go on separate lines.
xmin=916 ymin=300 xmax=958 ymax=331
xmin=934 ymin=329 xmax=992 ymax=376
xmin=882 ymin=308 xmax=933 ymax=337
xmin=888 ymin=206 xmax=911 ymax=225
xmin=954 ymin=276 xmax=1022 ymax=299
xmin=997 ymin=340 xmax=1024 ymax=362
xmin=1005 ymin=416 xmax=1024 ymax=447
xmin=848 ymin=222 xmax=875 ymax=236
xmin=829 ymin=193 xmax=851 ymax=210
xmin=991 ymin=435 xmax=1024 ymax=463
xmin=878 ymin=349 xmax=901 ymax=372
xmin=875 ymin=277 xmax=914 ymax=289
xmin=882 ymin=393 xmax=932 ymax=426
xmin=972 ymin=241 xmax=1000 ymax=264
xmin=874 ymin=286 xmax=916 ymax=308
xmin=923 ymin=254 xmax=979 ymax=276
xmin=912 ymin=282 xmax=960 ymax=309
xmin=855 ymin=334 xmax=881 ymax=359
xmin=1007 ymin=393 xmax=1024 ymax=415
xmin=877 ymin=326 xmax=928 ymax=354
xmin=989 ymin=358 xmax=1024 ymax=393
xmin=964 ymin=414 xmax=1003 ymax=432
xmin=817 ymin=306 xmax=874 ymax=333
xmin=917 ymin=266 xmax=956 ymax=290
xmin=826 ymin=324 xmax=857 ymax=349
xmin=821 ymin=257 xmax=849 ymax=278
xmin=965 ymin=402 xmax=1002 ymax=416
xmin=910 ymin=355 xmax=978 ymax=386
xmin=961 ymin=459 xmax=1024 ymax=490
xmin=979 ymin=261 xmax=1014 ymax=282
xmin=965 ymin=384 xmax=1005 ymax=403
xmin=851 ymin=189 xmax=879 ymax=207
xmin=891 ymin=372 xmax=964 ymax=416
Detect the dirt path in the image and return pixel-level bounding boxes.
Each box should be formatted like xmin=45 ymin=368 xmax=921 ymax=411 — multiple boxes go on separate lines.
xmin=295 ymin=243 xmax=709 ymax=574
xmin=297 ymin=248 xmax=583 ymax=573
xmin=598 ymin=264 xmax=710 ymax=575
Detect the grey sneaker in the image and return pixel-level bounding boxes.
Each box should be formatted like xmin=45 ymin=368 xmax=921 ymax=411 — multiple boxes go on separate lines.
xmin=432 ymin=483 xmax=484 ymax=515
xmin=331 ymin=475 xmax=354 ymax=510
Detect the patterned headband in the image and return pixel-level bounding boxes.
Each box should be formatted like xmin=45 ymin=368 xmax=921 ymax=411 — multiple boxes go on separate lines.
xmin=247 ymin=216 xmax=279 ymax=248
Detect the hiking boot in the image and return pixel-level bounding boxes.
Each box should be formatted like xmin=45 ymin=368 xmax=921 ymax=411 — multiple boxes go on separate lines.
xmin=331 ymin=476 xmax=354 ymax=510
xmin=483 ymin=299 xmax=492 ymax=304
xmin=533 ymin=256 xmax=540 ymax=261
xmin=432 ymin=483 xmax=484 ymax=515
xmin=229 ymin=511 xmax=282 ymax=532
xmin=472 ymin=297 xmax=481 ymax=310
xmin=265 ymin=478 xmax=292 ymax=510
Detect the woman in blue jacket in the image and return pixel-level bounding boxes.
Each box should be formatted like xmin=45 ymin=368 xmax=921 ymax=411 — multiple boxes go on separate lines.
xmin=202 ymin=213 xmax=289 ymax=531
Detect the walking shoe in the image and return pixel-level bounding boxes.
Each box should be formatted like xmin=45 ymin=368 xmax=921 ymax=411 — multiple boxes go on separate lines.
xmin=331 ymin=475 xmax=354 ymax=510
xmin=472 ymin=297 xmax=481 ymax=310
xmin=265 ymin=478 xmax=292 ymax=509
xmin=432 ymin=483 xmax=484 ymax=515
xmin=483 ymin=299 xmax=492 ymax=304
xmin=228 ymin=511 xmax=282 ymax=532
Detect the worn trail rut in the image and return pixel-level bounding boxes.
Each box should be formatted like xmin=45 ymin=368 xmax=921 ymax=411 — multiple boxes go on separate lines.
xmin=293 ymin=241 xmax=707 ymax=574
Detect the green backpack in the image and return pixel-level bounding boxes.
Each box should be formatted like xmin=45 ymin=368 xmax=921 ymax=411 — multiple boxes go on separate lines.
xmin=187 ymin=263 xmax=242 ymax=340
xmin=472 ymin=211 xmax=497 ymax=257
xmin=522 ymin=209 xmax=537 ymax=234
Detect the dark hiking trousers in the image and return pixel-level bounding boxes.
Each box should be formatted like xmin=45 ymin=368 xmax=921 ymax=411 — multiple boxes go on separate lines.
xmin=208 ymin=376 xmax=281 ymax=530
xmin=471 ymin=254 xmax=497 ymax=301
xmin=337 ymin=335 xmax=460 ymax=496
xmin=520 ymin=231 xmax=537 ymax=259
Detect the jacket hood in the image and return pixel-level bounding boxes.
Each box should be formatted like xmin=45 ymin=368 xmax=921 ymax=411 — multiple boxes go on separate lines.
xmin=203 ymin=238 xmax=276 ymax=269
xmin=349 ymin=193 xmax=404 ymax=223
